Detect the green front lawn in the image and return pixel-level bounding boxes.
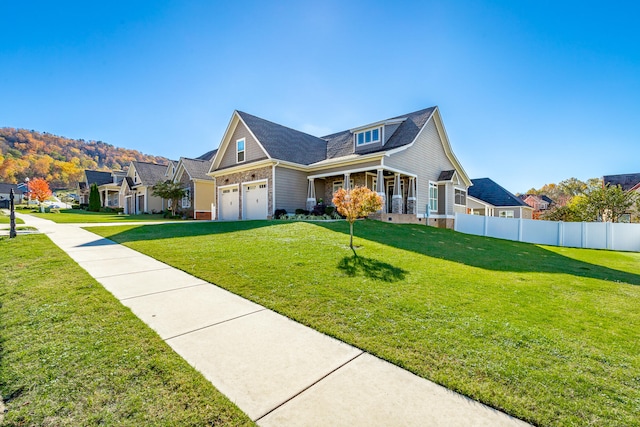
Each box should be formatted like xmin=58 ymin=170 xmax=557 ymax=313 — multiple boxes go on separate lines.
xmin=0 ymin=213 xmax=23 ymax=224
xmin=27 ymin=209 xmax=185 ymax=223
xmin=0 ymin=234 xmax=253 ymax=426
xmin=89 ymin=220 xmax=640 ymax=427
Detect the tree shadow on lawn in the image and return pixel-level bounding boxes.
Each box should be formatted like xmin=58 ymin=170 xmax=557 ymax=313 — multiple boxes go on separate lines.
xmin=338 ymin=254 xmax=408 ymax=282
xmin=314 ymin=220 xmax=640 ymax=285
xmin=82 ymin=220 xmax=287 ymax=245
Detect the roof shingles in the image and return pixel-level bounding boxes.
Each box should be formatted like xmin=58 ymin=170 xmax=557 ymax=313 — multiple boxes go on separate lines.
xmin=469 ymin=178 xmax=529 ymax=207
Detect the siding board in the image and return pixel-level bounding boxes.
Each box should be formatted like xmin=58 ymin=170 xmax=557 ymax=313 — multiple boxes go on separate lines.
xmin=219 ymin=121 xmax=268 ymax=169
xmin=275 ymin=166 xmax=308 ymax=212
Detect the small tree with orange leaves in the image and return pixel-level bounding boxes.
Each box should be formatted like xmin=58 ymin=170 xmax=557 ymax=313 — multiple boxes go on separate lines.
xmin=28 ymin=177 xmax=52 ymax=204
xmin=332 ymin=185 xmax=383 ymax=252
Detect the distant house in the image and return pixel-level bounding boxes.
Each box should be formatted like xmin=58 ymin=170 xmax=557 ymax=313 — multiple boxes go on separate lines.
xmin=603 ymin=172 xmax=640 ymax=222
xmin=519 ymin=194 xmax=553 ymax=219
xmin=0 ymin=183 xmax=22 ymax=208
xmin=467 ymin=178 xmax=534 ymax=219
xmin=172 ymin=153 xmax=216 ymax=219
xmin=207 ymin=106 xmax=471 ymax=227
xmin=78 ymin=170 xmax=127 ymax=207
xmin=120 ymin=161 xmax=169 ymax=214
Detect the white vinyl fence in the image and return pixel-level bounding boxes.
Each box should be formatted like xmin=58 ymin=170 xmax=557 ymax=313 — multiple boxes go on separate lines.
xmin=454 ymin=213 xmax=640 ymax=252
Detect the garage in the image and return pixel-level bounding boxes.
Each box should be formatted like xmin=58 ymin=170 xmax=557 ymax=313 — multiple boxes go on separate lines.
xmin=243 ymin=182 xmax=268 ymax=220
xmin=219 ymin=186 xmax=239 ymax=221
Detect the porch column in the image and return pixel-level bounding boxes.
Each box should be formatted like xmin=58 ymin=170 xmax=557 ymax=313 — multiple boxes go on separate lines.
xmin=407 ymin=177 xmax=417 ymax=214
xmin=306 ymin=178 xmax=316 ymax=211
xmin=392 ymin=173 xmax=403 ymax=214
xmin=376 ymin=168 xmax=385 ymax=213
xmin=344 ymin=173 xmax=351 ymax=191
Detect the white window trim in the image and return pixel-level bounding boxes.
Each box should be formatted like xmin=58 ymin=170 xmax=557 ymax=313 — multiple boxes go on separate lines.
xmin=429 ymin=181 xmax=438 ymax=212
xmin=454 ymin=188 xmax=467 ymax=206
xmin=236 ymin=138 xmax=246 ymax=164
xmin=499 ymin=210 xmax=515 ymax=218
xmin=182 ymin=188 xmax=191 ymax=208
xmin=355 ymin=126 xmax=382 ymax=147
xmin=333 ymin=179 xmax=355 ymax=194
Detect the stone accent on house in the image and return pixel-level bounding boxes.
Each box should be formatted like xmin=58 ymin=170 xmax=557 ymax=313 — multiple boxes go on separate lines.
xmin=306 ymin=199 xmax=316 ymax=212
xmin=407 ymin=197 xmax=417 ymax=215
xmin=392 ymin=196 xmax=403 ymax=214
xmin=215 ymin=166 xmax=273 ymax=219
xmin=322 ymin=172 xmax=370 ymax=205
xmin=377 ymin=213 xmax=427 ymax=225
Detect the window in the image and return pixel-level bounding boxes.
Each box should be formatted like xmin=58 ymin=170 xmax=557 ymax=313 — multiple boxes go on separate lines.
xmin=236 ymin=138 xmax=245 ymax=163
xmin=429 ymin=182 xmax=438 ymax=212
xmin=355 ymin=127 xmax=381 ymax=146
xmin=134 ymin=171 xmax=139 ymax=184
xmin=454 ymin=189 xmax=466 ymax=205
xmin=499 ymin=210 xmax=514 ymax=218
xmin=182 ymin=188 xmax=191 ymax=208
xmin=333 ymin=179 xmax=354 ymax=194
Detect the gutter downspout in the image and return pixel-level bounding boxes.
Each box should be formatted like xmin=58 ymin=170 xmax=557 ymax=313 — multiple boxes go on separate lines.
xmin=272 ymin=161 xmax=279 ymax=218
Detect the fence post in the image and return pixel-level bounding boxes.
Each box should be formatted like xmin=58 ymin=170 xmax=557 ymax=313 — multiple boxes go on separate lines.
xmin=581 ymin=222 xmax=587 ymax=248
xmin=517 ymin=218 xmax=523 ymax=241
xmin=606 ymin=222 xmax=612 ymax=250
xmin=557 ymin=221 xmax=563 ymax=246
xmin=454 ymin=213 xmax=458 ymax=231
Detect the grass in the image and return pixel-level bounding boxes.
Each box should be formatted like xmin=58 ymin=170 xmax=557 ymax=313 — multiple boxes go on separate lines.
xmin=27 ymin=209 xmax=186 ymax=223
xmin=0 ymin=234 xmax=253 ymax=426
xmin=89 ymin=220 xmax=640 ymax=427
xmin=0 ymin=215 xmax=23 ymax=225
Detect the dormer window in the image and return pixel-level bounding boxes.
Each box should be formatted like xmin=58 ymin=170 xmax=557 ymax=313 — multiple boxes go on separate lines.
xmin=134 ymin=171 xmax=139 ymax=184
xmin=356 ymin=127 xmax=381 ymax=146
xmin=236 ymin=138 xmax=245 ymax=163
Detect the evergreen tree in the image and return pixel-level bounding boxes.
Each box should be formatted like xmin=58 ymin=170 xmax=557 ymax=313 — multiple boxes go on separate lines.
xmin=88 ymin=183 xmax=101 ymax=212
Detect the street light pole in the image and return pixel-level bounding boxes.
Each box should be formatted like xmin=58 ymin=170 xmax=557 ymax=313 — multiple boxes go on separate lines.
xmin=25 ymin=177 xmax=30 ymax=206
xmin=9 ymin=188 xmax=16 ymax=238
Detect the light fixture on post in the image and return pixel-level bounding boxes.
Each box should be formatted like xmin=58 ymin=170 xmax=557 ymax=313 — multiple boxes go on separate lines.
xmin=24 ymin=177 xmax=30 ymax=206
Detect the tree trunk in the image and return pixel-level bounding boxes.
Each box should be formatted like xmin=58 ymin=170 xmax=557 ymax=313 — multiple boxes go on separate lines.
xmin=349 ymin=221 xmax=354 ymax=252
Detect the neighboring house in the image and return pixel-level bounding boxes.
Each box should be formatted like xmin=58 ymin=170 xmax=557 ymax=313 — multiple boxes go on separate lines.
xmin=467 ymin=178 xmax=534 ymax=219
xmin=603 ymin=172 xmax=640 ymax=222
xmin=207 ymin=106 xmax=471 ymax=228
xmin=0 ymin=183 xmax=22 ymax=208
xmin=172 ymin=154 xmax=216 ymax=219
xmin=77 ymin=170 xmax=126 ymax=207
xmin=120 ymin=161 xmax=169 ymax=214
xmin=519 ymin=194 xmax=553 ymax=219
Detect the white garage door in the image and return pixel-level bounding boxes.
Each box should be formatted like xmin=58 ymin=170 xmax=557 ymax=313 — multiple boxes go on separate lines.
xmin=219 ymin=187 xmax=239 ymax=221
xmin=243 ymin=183 xmax=268 ymax=220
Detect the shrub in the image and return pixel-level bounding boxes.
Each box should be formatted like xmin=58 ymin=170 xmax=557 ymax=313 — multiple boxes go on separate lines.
xmin=72 ymin=204 xmax=81 ymax=210
xmin=312 ymin=204 xmax=326 ymax=216
xmin=324 ymin=206 xmax=335 ymax=216
xmin=88 ymin=184 xmax=101 ymax=212
xmin=295 ymin=209 xmax=309 ymax=215
xmin=274 ymin=209 xmax=287 ymax=219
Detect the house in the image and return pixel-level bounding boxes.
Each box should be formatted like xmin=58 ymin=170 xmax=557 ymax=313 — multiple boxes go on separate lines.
xmin=0 ymin=183 xmax=22 ymax=208
xmin=519 ymin=194 xmax=553 ymax=219
xmin=120 ymin=161 xmax=170 ymax=214
xmin=172 ymin=154 xmax=216 ymax=219
xmin=77 ymin=170 xmax=127 ymax=207
xmin=603 ymin=172 xmax=640 ymax=222
xmin=207 ymin=106 xmax=471 ymax=227
xmin=467 ymin=178 xmax=534 ymax=219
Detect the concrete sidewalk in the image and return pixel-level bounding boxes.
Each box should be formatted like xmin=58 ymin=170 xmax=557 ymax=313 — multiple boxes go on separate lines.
xmin=18 ymin=213 xmax=530 ymax=427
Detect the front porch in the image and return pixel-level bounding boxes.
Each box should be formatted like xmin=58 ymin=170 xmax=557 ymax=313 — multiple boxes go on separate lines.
xmin=306 ymin=167 xmax=418 ymax=216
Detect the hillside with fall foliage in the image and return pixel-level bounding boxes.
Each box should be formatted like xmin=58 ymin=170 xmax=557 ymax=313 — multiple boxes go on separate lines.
xmin=0 ymin=128 xmax=169 ymax=189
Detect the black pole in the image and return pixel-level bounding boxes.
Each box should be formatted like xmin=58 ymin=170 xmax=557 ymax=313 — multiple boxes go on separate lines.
xmin=9 ymin=188 xmax=16 ymax=238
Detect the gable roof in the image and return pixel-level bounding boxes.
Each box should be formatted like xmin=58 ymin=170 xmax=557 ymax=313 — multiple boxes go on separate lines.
xmin=603 ymin=173 xmax=640 ymax=191
xmin=0 ymin=183 xmax=18 ymax=195
xmin=85 ymin=170 xmax=113 ymax=186
xmin=468 ymin=178 xmax=530 ymax=207
xmin=132 ymin=161 xmax=169 ymax=186
xmin=179 ymin=157 xmax=214 ymax=181
xmin=237 ymin=111 xmax=328 ymax=165
xmin=196 ymin=149 xmax=217 ymax=161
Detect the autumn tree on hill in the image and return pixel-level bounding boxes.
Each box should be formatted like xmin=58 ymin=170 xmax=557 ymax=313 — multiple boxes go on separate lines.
xmin=28 ymin=178 xmax=52 ymax=203
xmin=332 ymin=186 xmax=383 ymax=252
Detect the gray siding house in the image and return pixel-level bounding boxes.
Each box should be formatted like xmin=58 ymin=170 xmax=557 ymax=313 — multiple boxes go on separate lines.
xmin=208 ymin=107 xmax=471 ymax=227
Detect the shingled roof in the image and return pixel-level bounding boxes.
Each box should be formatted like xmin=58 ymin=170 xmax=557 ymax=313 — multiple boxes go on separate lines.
xmin=603 ymin=173 xmax=640 ymax=191
xmin=85 ymin=170 xmax=113 ymax=186
xmin=237 ymin=111 xmax=327 ymax=165
xmin=132 ymin=162 xmax=169 ymax=186
xmin=196 ymin=149 xmax=217 ymax=161
xmin=180 ymin=158 xmax=214 ymax=181
xmin=0 ymin=183 xmax=18 ymax=195
xmin=468 ymin=178 xmax=530 ymax=207
xmin=235 ymin=107 xmax=437 ymax=165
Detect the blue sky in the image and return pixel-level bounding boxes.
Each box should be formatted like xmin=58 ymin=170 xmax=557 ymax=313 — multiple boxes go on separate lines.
xmin=1 ymin=1 xmax=639 ymax=193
